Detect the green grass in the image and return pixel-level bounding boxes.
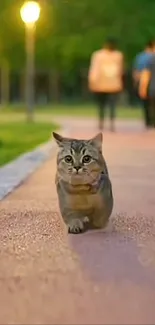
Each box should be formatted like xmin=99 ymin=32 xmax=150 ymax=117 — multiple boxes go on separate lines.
xmin=41 ymin=104 xmax=142 ymax=119
xmin=42 ymin=104 xmax=142 ymax=119
xmin=0 ymin=103 xmax=142 ymax=166
xmin=0 ymin=121 xmax=58 ymax=167
xmin=0 ymin=103 xmax=143 ymax=122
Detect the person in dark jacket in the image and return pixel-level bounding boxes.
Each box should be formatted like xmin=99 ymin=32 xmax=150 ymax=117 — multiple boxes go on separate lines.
xmin=133 ymin=40 xmax=155 ymax=128
xmin=139 ymin=52 xmax=155 ymax=128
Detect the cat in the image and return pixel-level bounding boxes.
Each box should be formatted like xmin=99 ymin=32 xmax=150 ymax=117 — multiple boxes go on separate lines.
xmin=53 ymin=131 xmax=113 ymax=234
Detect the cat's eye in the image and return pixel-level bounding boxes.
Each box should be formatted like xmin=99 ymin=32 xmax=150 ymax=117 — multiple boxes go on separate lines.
xmin=82 ymin=155 xmax=92 ymax=164
xmin=64 ymin=155 xmax=73 ymax=164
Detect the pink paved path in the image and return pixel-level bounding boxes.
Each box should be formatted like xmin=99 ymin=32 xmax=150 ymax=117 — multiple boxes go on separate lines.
xmin=0 ymin=119 xmax=155 ymax=324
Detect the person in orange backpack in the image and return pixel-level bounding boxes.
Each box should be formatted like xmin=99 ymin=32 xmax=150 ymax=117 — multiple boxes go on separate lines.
xmin=88 ymin=38 xmax=124 ymax=131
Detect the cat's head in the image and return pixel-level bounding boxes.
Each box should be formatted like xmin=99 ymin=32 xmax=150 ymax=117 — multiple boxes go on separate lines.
xmin=53 ymin=132 xmax=103 ymax=185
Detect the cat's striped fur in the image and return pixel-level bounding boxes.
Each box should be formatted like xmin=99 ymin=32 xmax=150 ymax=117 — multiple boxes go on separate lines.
xmin=53 ymin=132 xmax=113 ymax=234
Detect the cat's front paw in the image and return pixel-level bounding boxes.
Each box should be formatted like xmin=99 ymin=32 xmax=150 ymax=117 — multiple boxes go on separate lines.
xmin=83 ymin=216 xmax=89 ymax=224
xmin=67 ymin=219 xmax=84 ymax=234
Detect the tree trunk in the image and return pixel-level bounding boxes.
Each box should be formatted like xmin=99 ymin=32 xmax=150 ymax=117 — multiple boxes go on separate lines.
xmin=0 ymin=59 xmax=10 ymax=108
xmin=20 ymin=71 xmax=25 ymax=104
xmin=49 ymin=69 xmax=61 ymax=103
xmin=80 ymin=68 xmax=89 ymax=101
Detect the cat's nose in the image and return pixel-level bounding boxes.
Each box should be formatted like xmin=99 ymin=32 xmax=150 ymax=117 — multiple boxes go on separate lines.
xmin=74 ymin=166 xmax=81 ymax=172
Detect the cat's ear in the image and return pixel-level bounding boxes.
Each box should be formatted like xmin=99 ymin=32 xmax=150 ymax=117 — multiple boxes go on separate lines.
xmin=52 ymin=132 xmax=65 ymax=147
xmin=89 ymin=132 xmax=103 ymax=150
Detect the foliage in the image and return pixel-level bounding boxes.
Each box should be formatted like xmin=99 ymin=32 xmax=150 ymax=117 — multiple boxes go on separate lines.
xmin=0 ymin=0 xmax=155 ymax=70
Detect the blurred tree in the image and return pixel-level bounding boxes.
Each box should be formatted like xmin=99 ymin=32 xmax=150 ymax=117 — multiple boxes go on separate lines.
xmin=0 ymin=0 xmax=155 ymax=102
xmin=1 ymin=0 xmax=155 ymax=68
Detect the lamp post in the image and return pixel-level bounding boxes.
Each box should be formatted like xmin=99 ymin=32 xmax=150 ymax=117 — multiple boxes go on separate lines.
xmin=20 ymin=1 xmax=40 ymax=122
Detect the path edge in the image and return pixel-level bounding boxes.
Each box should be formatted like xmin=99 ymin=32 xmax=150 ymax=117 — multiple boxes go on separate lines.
xmin=0 ymin=126 xmax=70 ymax=200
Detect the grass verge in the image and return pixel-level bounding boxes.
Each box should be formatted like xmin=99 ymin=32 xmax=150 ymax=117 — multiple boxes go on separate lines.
xmin=0 ymin=104 xmax=143 ymax=122
xmin=0 ymin=104 xmax=142 ymax=166
xmin=0 ymin=121 xmax=58 ymax=167
xmin=40 ymin=104 xmax=142 ymax=119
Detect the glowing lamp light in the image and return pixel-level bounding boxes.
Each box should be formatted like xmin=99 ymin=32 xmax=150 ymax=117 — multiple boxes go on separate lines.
xmin=20 ymin=1 xmax=40 ymax=24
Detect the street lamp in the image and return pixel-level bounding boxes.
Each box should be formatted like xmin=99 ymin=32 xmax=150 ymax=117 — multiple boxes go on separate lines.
xmin=20 ymin=1 xmax=41 ymax=121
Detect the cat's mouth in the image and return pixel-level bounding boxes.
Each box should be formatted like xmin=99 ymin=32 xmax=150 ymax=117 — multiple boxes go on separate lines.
xmin=71 ymin=174 xmax=83 ymax=180
xmin=70 ymin=174 xmax=85 ymax=184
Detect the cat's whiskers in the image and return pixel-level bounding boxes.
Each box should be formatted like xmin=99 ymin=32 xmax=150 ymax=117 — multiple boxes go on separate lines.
xmin=85 ymin=169 xmax=98 ymax=183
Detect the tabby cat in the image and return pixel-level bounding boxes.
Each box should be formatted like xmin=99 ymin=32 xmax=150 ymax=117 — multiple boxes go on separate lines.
xmin=53 ymin=132 xmax=113 ymax=234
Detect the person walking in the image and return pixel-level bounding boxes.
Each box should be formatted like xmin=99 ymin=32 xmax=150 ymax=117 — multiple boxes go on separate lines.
xmin=88 ymin=38 xmax=124 ymax=132
xmin=132 ymin=40 xmax=154 ymax=128
xmin=139 ymin=50 xmax=155 ymax=129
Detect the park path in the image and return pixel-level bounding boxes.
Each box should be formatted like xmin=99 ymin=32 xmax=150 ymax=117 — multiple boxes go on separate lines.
xmin=0 ymin=118 xmax=155 ymax=324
